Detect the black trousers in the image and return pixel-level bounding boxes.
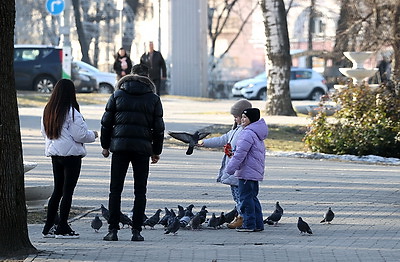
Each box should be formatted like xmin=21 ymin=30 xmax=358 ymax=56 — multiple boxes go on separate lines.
xmin=44 ymin=156 xmax=82 ymax=232
xmin=108 ymin=152 xmax=149 ymax=232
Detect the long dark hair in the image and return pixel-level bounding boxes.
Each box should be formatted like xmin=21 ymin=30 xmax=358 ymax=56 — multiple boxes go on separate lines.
xmin=43 ymin=79 xmax=80 ymax=139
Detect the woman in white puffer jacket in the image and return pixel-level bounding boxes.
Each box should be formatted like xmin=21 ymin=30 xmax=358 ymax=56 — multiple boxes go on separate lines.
xmin=198 ymin=99 xmax=252 ymax=229
xmin=41 ymin=79 xmax=98 ymax=239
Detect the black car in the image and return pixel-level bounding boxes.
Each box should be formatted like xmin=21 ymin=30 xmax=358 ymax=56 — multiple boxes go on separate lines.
xmin=14 ymin=45 xmax=63 ymax=93
xmin=14 ymin=45 xmax=97 ymax=93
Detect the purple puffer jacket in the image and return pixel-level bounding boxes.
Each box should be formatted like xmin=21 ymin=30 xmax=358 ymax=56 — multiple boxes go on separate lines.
xmin=226 ymin=118 xmax=268 ymax=181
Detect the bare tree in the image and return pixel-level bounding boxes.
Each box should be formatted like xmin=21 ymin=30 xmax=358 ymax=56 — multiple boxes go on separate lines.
xmin=260 ymin=0 xmax=296 ymax=116
xmin=0 ymin=0 xmax=37 ymax=258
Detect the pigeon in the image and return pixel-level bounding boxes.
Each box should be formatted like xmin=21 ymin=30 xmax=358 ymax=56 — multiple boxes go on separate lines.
xmin=179 ymin=210 xmax=192 ymax=228
xmin=224 ymin=207 xmax=238 ymax=224
xmin=177 ymin=205 xmax=185 ymax=219
xmin=275 ymin=201 xmax=284 ymax=215
xmin=264 ymin=201 xmax=283 ymax=226
xmin=119 ymin=212 xmax=133 ymax=228
xmin=165 ymin=211 xmax=180 ymax=235
xmin=101 ymin=204 xmax=110 ymax=222
xmin=215 ymin=212 xmax=226 ymax=228
xmin=320 ymin=207 xmax=335 ymax=224
xmin=185 ymin=204 xmax=195 ymax=218
xmin=297 ymin=217 xmax=313 ymax=235
xmin=101 ymin=204 xmax=133 ymax=227
xmin=91 ymin=214 xmax=103 ymax=232
xmin=168 ymin=131 xmax=210 ymax=155
xmin=207 ymin=213 xmax=218 ymax=229
xmin=190 ymin=209 xmax=208 ymax=230
xmin=159 ymin=207 xmax=172 ymax=227
xmin=143 ymin=209 xmax=162 ymax=229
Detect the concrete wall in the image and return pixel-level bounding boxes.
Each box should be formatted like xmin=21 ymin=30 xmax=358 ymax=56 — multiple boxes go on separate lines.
xmin=169 ymin=0 xmax=208 ymax=97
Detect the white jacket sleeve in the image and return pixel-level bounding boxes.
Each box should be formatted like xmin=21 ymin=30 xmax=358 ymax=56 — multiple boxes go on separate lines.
xmin=68 ymin=108 xmax=96 ymax=144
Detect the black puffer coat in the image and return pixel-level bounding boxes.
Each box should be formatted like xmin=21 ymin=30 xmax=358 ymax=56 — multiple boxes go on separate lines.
xmin=100 ymin=75 xmax=164 ymax=156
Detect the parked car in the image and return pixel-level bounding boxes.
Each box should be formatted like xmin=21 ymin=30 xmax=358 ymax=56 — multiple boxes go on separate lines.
xmin=72 ymin=61 xmax=117 ymax=93
xmin=14 ymin=45 xmax=62 ymax=93
xmin=71 ymin=63 xmax=98 ymax=93
xmin=232 ymin=68 xmax=328 ymax=101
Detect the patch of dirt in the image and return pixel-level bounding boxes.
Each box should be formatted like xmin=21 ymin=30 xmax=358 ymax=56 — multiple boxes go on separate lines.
xmin=27 ymin=206 xmax=92 ymax=224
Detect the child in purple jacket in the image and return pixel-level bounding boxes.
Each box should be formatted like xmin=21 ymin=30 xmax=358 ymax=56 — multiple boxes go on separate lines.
xmin=226 ymin=108 xmax=268 ymax=232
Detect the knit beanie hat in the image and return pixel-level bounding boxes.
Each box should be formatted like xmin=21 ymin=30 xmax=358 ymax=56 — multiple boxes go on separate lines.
xmin=230 ymin=99 xmax=252 ymax=116
xmin=242 ymin=108 xmax=260 ymax=123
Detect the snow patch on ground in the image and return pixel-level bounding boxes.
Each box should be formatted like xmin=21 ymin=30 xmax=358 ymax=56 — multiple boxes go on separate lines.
xmin=267 ymin=151 xmax=400 ymax=165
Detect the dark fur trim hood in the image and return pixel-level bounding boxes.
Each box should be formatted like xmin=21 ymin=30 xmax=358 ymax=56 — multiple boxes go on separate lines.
xmin=116 ymin=74 xmax=156 ymax=93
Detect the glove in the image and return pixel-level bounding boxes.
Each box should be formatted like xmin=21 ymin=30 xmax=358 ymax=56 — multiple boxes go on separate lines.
xmin=223 ymin=143 xmax=233 ymax=158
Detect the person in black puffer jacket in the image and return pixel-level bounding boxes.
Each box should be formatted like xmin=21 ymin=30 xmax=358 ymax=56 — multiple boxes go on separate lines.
xmin=101 ymin=63 xmax=164 ymax=242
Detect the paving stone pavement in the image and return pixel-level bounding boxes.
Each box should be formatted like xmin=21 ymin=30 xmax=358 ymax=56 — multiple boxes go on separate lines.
xmin=19 ymin=97 xmax=400 ymax=262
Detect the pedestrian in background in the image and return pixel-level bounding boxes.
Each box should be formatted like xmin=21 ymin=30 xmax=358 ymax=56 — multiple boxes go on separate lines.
xmin=101 ymin=63 xmax=165 ymax=242
xmin=113 ymin=47 xmax=133 ymax=81
xmin=140 ymin=41 xmax=167 ymax=95
xmin=226 ymin=108 xmax=268 ymax=232
xmin=41 ymin=79 xmax=98 ymax=239
xmin=198 ymin=99 xmax=252 ymax=229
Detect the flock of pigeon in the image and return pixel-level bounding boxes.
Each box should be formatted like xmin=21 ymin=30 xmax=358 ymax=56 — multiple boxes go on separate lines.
xmin=91 ymin=202 xmax=335 ymax=236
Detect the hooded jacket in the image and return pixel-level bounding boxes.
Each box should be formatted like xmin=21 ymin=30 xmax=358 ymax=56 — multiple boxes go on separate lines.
xmin=202 ymin=126 xmax=243 ymax=186
xmin=41 ymin=107 xmax=96 ymax=157
xmin=100 ymin=74 xmax=165 ymax=155
xmin=226 ymin=118 xmax=268 ymax=181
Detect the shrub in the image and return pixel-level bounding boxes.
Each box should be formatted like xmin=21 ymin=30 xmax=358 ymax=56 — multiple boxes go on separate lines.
xmin=304 ymin=81 xmax=400 ymax=158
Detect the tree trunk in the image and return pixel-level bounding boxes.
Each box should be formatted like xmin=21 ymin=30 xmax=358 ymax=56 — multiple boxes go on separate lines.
xmin=72 ymin=0 xmax=91 ymax=64
xmin=0 ymin=0 xmax=37 ymax=258
xmin=391 ymin=3 xmax=400 ymax=81
xmin=260 ymin=0 xmax=296 ymax=116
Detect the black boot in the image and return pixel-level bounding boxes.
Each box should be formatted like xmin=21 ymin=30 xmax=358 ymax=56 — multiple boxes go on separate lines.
xmin=131 ymin=229 xmax=144 ymax=241
xmin=103 ymin=229 xmax=118 ymax=241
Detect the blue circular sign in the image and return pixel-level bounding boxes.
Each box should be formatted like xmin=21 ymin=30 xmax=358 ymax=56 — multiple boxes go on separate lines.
xmin=46 ymin=0 xmax=65 ymax=15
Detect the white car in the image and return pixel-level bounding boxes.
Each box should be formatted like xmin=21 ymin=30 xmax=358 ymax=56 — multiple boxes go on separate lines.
xmin=72 ymin=61 xmax=117 ymax=93
xmin=232 ymin=68 xmax=328 ymax=101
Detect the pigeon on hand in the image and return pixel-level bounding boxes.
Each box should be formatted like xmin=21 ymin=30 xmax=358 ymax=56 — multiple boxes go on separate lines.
xmin=143 ymin=209 xmax=162 ymax=229
xmin=91 ymin=214 xmax=103 ymax=232
xmin=297 ymin=217 xmax=313 ymax=235
xmin=168 ymin=131 xmax=210 ymax=155
xmin=224 ymin=207 xmax=238 ymax=224
xmin=320 ymin=207 xmax=335 ymax=224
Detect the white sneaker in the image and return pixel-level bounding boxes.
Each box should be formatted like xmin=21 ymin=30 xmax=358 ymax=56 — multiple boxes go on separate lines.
xmin=55 ymin=231 xmax=80 ymax=239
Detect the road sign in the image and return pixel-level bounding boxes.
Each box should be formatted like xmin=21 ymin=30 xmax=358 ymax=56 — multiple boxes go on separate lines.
xmin=46 ymin=0 xmax=65 ymax=15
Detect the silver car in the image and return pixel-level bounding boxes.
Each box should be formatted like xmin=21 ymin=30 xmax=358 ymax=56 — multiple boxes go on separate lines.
xmin=72 ymin=61 xmax=117 ymax=93
xmin=232 ymin=68 xmax=328 ymax=101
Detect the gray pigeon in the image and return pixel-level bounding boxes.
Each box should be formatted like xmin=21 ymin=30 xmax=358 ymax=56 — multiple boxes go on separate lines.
xmin=179 ymin=210 xmax=192 ymax=228
xmin=207 ymin=213 xmax=218 ymax=229
xmin=91 ymin=214 xmax=103 ymax=232
xmin=101 ymin=204 xmax=110 ymax=222
xmin=275 ymin=201 xmax=284 ymax=214
xmin=215 ymin=212 xmax=226 ymax=228
xmin=168 ymin=131 xmax=210 ymax=155
xmin=190 ymin=209 xmax=208 ymax=230
xmin=165 ymin=216 xmax=180 ymax=235
xmin=159 ymin=207 xmax=172 ymax=227
xmin=320 ymin=207 xmax=335 ymax=224
xmin=297 ymin=217 xmax=313 ymax=235
xmin=143 ymin=209 xmax=162 ymax=229
xmin=185 ymin=204 xmax=195 ymax=218
xmin=101 ymin=204 xmax=133 ymax=228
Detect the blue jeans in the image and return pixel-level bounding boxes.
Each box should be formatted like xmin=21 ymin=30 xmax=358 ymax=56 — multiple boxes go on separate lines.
xmin=108 ymin=152 xmax=149 ymax=232
xmin=230 ymin=185 xmax=242 ymax=216
xmin=238 ymin=179 xmax=264 ymax=230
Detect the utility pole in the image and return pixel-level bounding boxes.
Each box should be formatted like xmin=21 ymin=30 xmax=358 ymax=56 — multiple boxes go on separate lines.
xmin=62 ymin=0 xmax=72 ymax=79
xmin=306 ymin=0 xmax=315 ymax=69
